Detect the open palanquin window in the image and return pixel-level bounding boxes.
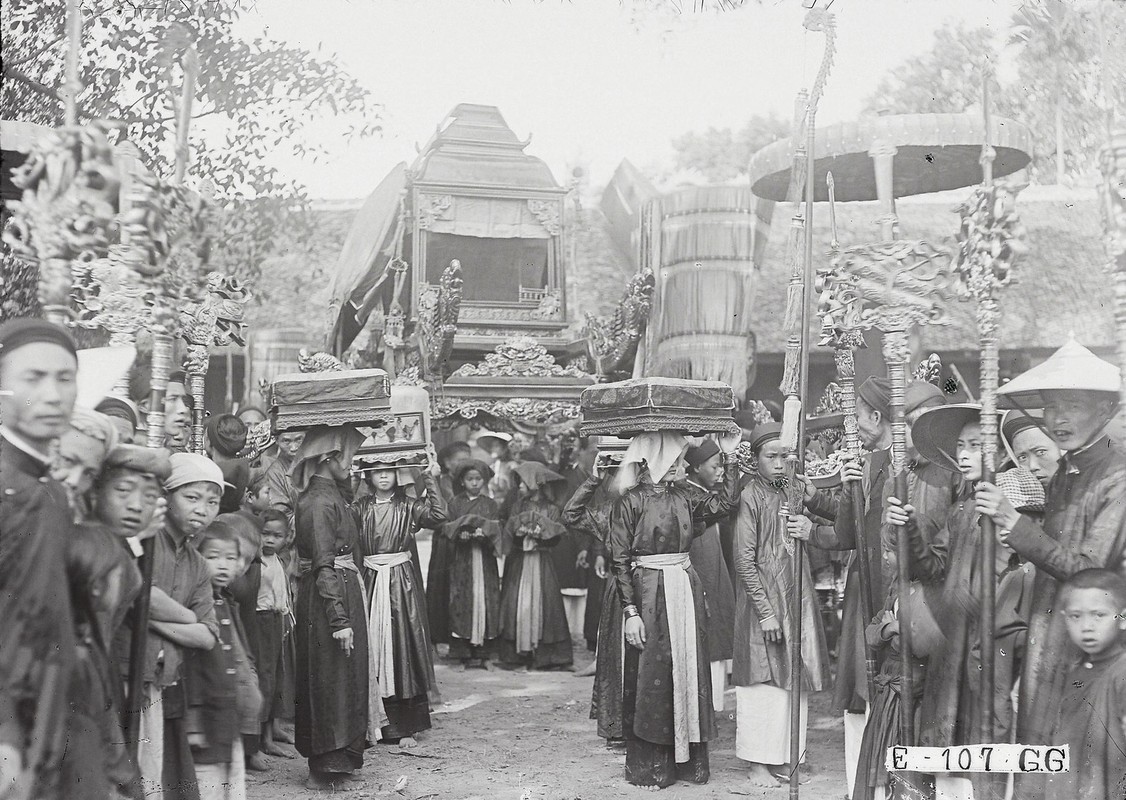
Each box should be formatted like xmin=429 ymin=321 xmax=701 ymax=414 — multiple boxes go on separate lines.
xmin=413 ymin=191 xmax=566 ymax=330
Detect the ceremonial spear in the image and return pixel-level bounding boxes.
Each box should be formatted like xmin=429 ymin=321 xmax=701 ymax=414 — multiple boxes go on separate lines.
xmin=777 ymin=10 xmax=834 ymax=797
xmin=950 ymin=73 xmax=1025 ymax=765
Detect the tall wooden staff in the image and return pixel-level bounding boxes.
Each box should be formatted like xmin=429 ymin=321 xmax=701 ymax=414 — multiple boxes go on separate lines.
xmin=1099 ymin=132 xmax=1126 ymax=407
xmin=832 ymin=238 xmax=954 ymax=757
xmin=815 ymin=173 xmax=879 ymax=738
xmin=180 ymin=274 xmax=250 ymax=453
xmin=951 ymin=74 xmax=1026 ymax=759
xmin=777 ymin=11 xmax=835 ymax=798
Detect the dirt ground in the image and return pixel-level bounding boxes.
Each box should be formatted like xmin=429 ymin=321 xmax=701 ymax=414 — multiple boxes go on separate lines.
xmin=247 ymin=642 xmax=849 ymax=800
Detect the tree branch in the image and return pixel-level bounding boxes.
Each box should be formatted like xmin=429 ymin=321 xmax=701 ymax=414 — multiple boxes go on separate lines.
xmin=2 ymin=64 xmax=62 ymax=104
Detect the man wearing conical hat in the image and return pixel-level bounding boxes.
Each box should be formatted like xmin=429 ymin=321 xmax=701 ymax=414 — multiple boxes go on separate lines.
xmin=974 ymin=338 xmax=1126 ymax=791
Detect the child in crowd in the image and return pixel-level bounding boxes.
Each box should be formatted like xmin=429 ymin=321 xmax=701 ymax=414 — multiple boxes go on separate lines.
xmin=353 ymin=464 xmax=447 ymax=745
xmin=498 ymin=462 xmax=573 ymax=671
xmin=115 ymin=452 xmax=221 ymax=797
xmin=187 ymin=520 xmax=262 ymax=800
xmin=733 ymin=422 xmax=830 ymax=788
xmin=443 ymin=459 xmax=505 ymax=669
xmin=1046 ymin=568 xmax=1126 ymax=800
xmin=245 ymin=470 xmax=273 ymax=517
xmin=230 ymin=509 xmax=294 ymax=763
xmin=427 ymin=441 xmax=473 ymax=647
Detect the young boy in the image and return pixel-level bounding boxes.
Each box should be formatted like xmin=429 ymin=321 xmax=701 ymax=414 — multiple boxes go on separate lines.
xmin=1046 ymin=568 xmax=1126 ymax=800
xmin=115 ymin=452 xmax=222 ymax=797
xmin=188 ymin=520 xmax=262 ymax=800
xmin=231 ymin=509 xmax=293 ymax=759
xmin=244 ymin=470 xmax=272 ymax=516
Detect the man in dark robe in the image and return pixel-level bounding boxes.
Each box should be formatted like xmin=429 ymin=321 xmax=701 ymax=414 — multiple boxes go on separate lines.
xmin=290 ymin=425 xmax=371 ymax=790
xmin=803 ymin=376 xmax=893 ymax=799
xmin=975 ymin=341 xmax=1126 ymax=800
xmin=0 ymin=318 xmax=96 ymax=799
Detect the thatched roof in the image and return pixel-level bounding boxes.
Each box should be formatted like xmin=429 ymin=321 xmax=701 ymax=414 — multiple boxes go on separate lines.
xmin=750 ymin=186 xmax=1111 ymax=355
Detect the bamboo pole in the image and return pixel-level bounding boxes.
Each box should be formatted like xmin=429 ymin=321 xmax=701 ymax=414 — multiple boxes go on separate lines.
xmin=62 ymin=0 xmax=82 ymax=126
xmin=977 ymin=74 xmax=999 ymax=751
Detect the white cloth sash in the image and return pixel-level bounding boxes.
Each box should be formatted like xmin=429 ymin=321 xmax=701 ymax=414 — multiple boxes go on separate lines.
xmin=515 ymin=547 xmax=544 ymax=653
xmin=470 ymin=547 xmax=487 ymax=646
xmin=634 ymin=552 xmax=700 ymax=763
xmin=362 ymin=552 xmax=412 ymax=701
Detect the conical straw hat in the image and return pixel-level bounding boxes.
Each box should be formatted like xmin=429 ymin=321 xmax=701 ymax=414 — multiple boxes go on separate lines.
xmin=997 ymin=337 xmax=1120 ymax=409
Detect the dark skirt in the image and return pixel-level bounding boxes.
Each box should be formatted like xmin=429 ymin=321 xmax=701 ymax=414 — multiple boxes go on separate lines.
xmin=275 ymin=618 xmax=296 ymax=721
xmin=448 ymin=540 xmax=501 ymax=643
xmin=689 ymin=526 xmax=736 ymax=661
xmin=449 ymin=638 xmax=494 ymax=661
xmin=497 ymin=550 xmax=573 ymax=669
xmin=853 ymin=659 xmax=926 ymax=800
xmin=253 ymin=611 xmax=285 ymax=723
xmin=295 ymin=567 xmax=369 ymax=765
xmin=591 ymin=578 xmax=624 ymax=740
xmin=583 ymin=567 xmax=604 ymax=649
xmin=161 ymin=684 xmax=201 ymax=800
xmin=426 ymin=535 xmax=453 ymax=644
xmin=361 ymin=560 xmax=436 ymax=700
xmin=622 ymin=639 xmax=709 ymax=787
xmin=548 ymin=528 xmax=585 ymax=589
xmin=381 ymin=694 xmax=432 ymax=741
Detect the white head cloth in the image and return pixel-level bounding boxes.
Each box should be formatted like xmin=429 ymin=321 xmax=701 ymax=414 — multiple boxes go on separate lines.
xmin=615 ymin=431 xmax=688 ymax=494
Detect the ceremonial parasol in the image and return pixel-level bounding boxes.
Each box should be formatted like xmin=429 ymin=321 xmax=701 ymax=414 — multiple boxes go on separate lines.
xmin=749 ymin=112 xmax=1033 ymax=204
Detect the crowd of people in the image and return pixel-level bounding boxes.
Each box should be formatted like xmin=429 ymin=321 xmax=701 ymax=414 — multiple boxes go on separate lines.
xmin=2 ymin=314 xmax=1125 ymax=800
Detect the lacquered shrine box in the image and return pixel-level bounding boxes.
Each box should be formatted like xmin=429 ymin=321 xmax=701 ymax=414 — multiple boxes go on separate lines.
xmin=580 ymin=377 xmax=739 ymax=437
xmin=270 ymin=368 xmax=393 ymax=432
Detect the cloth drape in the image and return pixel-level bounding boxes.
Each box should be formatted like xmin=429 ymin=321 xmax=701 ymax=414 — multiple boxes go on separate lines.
xmin=616 ymin=432 xmax=688 ymax=494
xmin=635 ymin=552 xmax=700 ymax=763
xmin=362 ymin=552 xmax=412 ymax=699
xmin=470 ymin=548 xmax=486 ymax=646
xmin=515 ymin=545 xmax=544 ymax=653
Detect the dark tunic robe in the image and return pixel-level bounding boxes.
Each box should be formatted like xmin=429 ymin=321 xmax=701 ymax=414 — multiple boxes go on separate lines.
xmin=354 ymin=481 xmax=446 ymax=739
xmin=685 ymin=479 xmax=737 ymax=662
xmin=497 ymin=495 xmax=573 ymax=668
xmin=1046 ymin=647 xmax=1126 ymax=800
xmin=562 ymin=475 xmax=623 ymax=739
xmin=294 ymin=475 xmax=369 ymax=773
xmin=0 ymin=434 xmax=92 ymax=800
xmin=442 ymin=492 xmax=504 ymax=656
xmin=903 ymin=491 xmax=983 ymax=748
xmin=608 ymin=463 xmax=739 ymax=787
xmin=425 ymin=473 xmax=459 ymax=645
xmin=805 ymin=448 xmax=891 ymax=714
xmin=1008 ymin=437 xmax=1126 ymax=746
xmin=732 ymin=475 xmax=831 ymax=692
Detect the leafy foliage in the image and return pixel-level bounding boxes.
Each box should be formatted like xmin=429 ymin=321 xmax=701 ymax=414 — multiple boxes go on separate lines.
xmin=671 ymin=115 xmax=790 ymax=182
xmin=863 ymin=8 xmax=1126 ymax=183
xmin=863 ymin=23 xmax=1005 ymax=117
xmin=1 ymin=0 xmax=380 ymax=294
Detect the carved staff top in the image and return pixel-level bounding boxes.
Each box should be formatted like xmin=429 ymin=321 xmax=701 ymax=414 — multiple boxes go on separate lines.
xmin=830 ymin=240 xmax=956 ymax=333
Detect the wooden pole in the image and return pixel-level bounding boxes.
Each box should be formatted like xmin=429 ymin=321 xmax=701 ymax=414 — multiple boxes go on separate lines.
xmin=125 ymin=318 xmax=173 ymax=758
xmin=62 ymin=0 xmax=82 ymax=126
xmin=977 ymin=71 xmax=998 ymax=751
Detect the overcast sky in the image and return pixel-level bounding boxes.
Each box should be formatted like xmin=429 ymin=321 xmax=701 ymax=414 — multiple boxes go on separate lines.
xmin=233 ymin=0 xmax=1024 ymax=201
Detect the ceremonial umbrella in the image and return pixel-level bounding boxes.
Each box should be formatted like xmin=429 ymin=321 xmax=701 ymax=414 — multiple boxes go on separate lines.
xmin=748 ymin=112 xmax=1032 ymax=204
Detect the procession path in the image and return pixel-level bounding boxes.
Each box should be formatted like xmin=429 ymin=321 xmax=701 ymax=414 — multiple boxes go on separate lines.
xmin=247 ymin=645 xmax=848 ymax=800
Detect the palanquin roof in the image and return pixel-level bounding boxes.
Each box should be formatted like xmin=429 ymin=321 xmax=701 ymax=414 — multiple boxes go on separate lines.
xmin=410 ymin=104 xmax=562 ymax=192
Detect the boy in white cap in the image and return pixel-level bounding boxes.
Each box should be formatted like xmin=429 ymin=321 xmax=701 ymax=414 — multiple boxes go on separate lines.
xmin=120 ymin=452 xmax=223 ymax=798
